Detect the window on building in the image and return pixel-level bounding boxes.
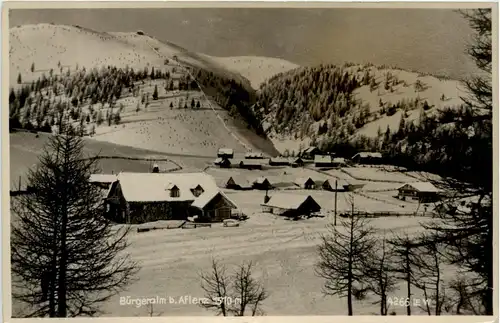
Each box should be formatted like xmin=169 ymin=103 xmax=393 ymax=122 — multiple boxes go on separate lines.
xmin=170 ymin=187 xmax=180 ymax=197
xmin=192 ymin=185 xmax=204 ymax=197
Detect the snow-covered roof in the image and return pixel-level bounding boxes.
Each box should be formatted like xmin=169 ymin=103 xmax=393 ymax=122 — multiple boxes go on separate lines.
xmin=352 ymin=152 xmax=383 ymax=159
xmin=239 ymin=159 xmax=265 ymax=166
xmin=89 ymin=174 xmax=117 ymax=183
xmin=112 ymin=172 xmax=219 ymax=202
xmin=333 ymin=157 xmax=347 ymax=164
xmin=263 ymin=193 xmax=320 ymax=210
xmin=270 ymin=157 xmax=290 ymax=163
xmin=304 ymin=146 xmax=319 ymax=153
xmin=226 ymin=175 xmax=252 ymax=185
xmin=399 ymin=182 xmax=441 ymax=193
xmin=314 ymin=155 xmax=333 ymax=163
xmin=254 ymin=176 xmax=270 ymax=184
xmin=245 ymin=152 xmax=263 ymax=158
xmin=191 ymin=190 xmax=238 ymax=210
xmin=218 ymin=148 xmax=234 ymax=155
xmin=294 ymin=177 xmax=314 ymax=186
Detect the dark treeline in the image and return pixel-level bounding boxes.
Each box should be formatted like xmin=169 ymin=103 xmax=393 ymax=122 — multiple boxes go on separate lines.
xmin=256 ymin=65 xmax=361 ymax=138
xmin=192 ymin=67 xmax=264 ymax=135
xmin=255 ymin=64 xmax=434 ymax=144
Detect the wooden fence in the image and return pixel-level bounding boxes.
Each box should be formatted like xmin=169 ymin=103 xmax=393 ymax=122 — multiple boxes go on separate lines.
xmin=339 ymin=211 xmax=434 ymax=218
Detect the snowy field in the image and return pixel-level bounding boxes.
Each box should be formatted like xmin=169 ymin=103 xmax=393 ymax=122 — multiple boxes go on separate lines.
xmin=93 ymin=212 xmax=439 ymax=317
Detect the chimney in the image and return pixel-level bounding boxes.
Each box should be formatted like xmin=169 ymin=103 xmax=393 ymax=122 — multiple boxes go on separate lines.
xmin=264 ymin=189 xmax=270 ymax=204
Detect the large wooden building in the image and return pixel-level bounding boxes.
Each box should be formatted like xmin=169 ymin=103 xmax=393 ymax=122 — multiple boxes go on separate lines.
xmin=89 ymin=174 xmax=117 ymax=189
xmin=104 ymin=172 xmax=238 ymax=224
xmin=314 ymin=155 xmax=334 ymax=167
xmin=217 ymin=148 xmax=234 ymax=159
xmin=301 ymin=146 xmax=321 ymax=160
xmin=397 ymin=182 xmax=441 ymax=202
xmin=261 ymin=193 xmax=321 ymax=218
xmin=351 ymin=152 xmax=383 ymax=164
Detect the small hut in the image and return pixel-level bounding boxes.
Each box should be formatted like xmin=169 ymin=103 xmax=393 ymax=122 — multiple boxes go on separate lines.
xmin=253 ymin=177 xmax=273 ymax=190
xmin=294 ymin=177 xmax=316 ymax=190
xmin=261 ymin=193 xmax=321 ymax=218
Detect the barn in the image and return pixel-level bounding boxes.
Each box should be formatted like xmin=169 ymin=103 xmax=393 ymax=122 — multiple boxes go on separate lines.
xmin=294 ymin=177 xmax=316 ymax=189
xmin=290 ymin=157 xmax=305 ymax=168
xmin=239 ymin=160 xmax=264 ymax=170
xmin=217 ymin=148 xmax=234 ymax=159
xmin=224 ymin=176 xmax=253 ymax=190
xmin=214 ymin=157 xmax=231 ymax=168
xmin=191 ymin=190 xmax=238 ymax=222
xmin=332 ymin=157 xmax=347 ymax=167
xmin=104 ymin=172 xmax=237 ymax=223
xmin=351 ymin=152 xmax=383 ymax=164
xmin=89 ymin=174 xmax=117 ymax=189
xmin=314 ymin=179 xmax=336 ymax=191
xmin=261 ymin=193 xmax=321 ymax=218
xmin=245 ymin=152 xmax=264 ymax=159
xmin=314 ymin=155 xmax=334 ymax=167
xmin=397 ymin=182 xmax=442 ymax=202
xmin=301 ymin=146 xmax=321 ymax=159
xmin=253 ymin=177 xmax=273 ymax=190
xmin=269 ymin=157 xmax=290 ymax=166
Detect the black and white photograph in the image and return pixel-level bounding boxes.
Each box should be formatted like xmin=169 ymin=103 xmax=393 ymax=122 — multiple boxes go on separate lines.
xmin=3 ymin=3 xmax=497 ymax=318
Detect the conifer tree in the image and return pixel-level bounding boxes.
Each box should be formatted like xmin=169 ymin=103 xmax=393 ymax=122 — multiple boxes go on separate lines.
xmin=11 ymin=135 xmax=137 ymax=317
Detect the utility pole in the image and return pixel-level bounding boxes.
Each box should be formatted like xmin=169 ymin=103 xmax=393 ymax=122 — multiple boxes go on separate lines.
xmin=351 ymin=194 xmax=355 ymax=218
xmin=334 ymin=180 xmax=338 ymax=225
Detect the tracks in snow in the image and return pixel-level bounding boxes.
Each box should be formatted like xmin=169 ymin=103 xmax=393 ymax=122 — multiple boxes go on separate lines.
xmin=145 ymin=40 xmax=254 ymax=153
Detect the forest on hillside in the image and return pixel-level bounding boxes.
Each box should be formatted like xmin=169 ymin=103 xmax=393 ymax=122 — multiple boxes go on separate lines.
xmin=9 ymin=61 xmax=261 ymax=137
xmin=255 ymin=63 xmax=437 ymax=144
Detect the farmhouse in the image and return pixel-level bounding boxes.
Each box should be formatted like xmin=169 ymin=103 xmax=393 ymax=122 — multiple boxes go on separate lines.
xmin=314 ymin=179 xmax=336 ymax=191
xmin=397 ymin=182 xmax=441 ymax=202
xmin=261 ymin=193 xmax=321 ymax=218
xmin=89 ymin=174 xmax=117 ymax=189
xmin=294 ymin=177 xmax=316 ymax=189
xmin=332 ymin=157 xmax=347 ymax=167
xmin=239 ymin=160 xmax=263 ymax=170
xmin=214 ymin=157 xmax=231 ymax=168
xmin=245 ymin=152 xmax=264 ymax=159
xmin=301 ymin=146 xmax=321 ymax=159
xmin=217 ymin=148 xmax=234 ymax=159
xmin=290 ymin=157 xmax=304 ymax=168
xmin=224 ymin=176 xmax=253 ymax=190
xmin=253 ymin=177 xmax=273 ymax=190
xmin=104 ymin=172 xmax=237 ymax=224
xmin=351 ymin=152 xmax=383 ymax=164
xmin=314 ymin=155 xmax=334 ymax=167
xmin=191 ymin=190 xmax=238 ymax=222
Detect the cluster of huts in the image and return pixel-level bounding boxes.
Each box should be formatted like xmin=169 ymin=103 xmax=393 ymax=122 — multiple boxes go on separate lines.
xmin=214 ymin=147 xmax=384 ymax=170
xmin=220 ymin=174 xmax=361 ymax=192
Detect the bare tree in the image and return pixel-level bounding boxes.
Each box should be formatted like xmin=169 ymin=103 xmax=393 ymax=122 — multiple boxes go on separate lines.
xmin=11 ymin=134 xmax=138 ymax=317
xmin=199 ymin=259 xmax=268 ymax=316
xmin=199 ymin=259 xmax=231 ymax=316
xmin=410 ymin=237 xmax=449 ymax=315
xmin=229 ymin=261 xmax=268 ymax=316
xmin=363 ymin=235 xmax=397 ymax=315
xmin=387 ymin=233 xmax=417 ymax=316
xmin=315 ymin=199 xmax=375 ymax=316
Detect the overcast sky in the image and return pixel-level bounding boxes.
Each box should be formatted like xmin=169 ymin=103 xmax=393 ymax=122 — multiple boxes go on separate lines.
xmin=9 ymin=8 xmax=479 ymax=79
